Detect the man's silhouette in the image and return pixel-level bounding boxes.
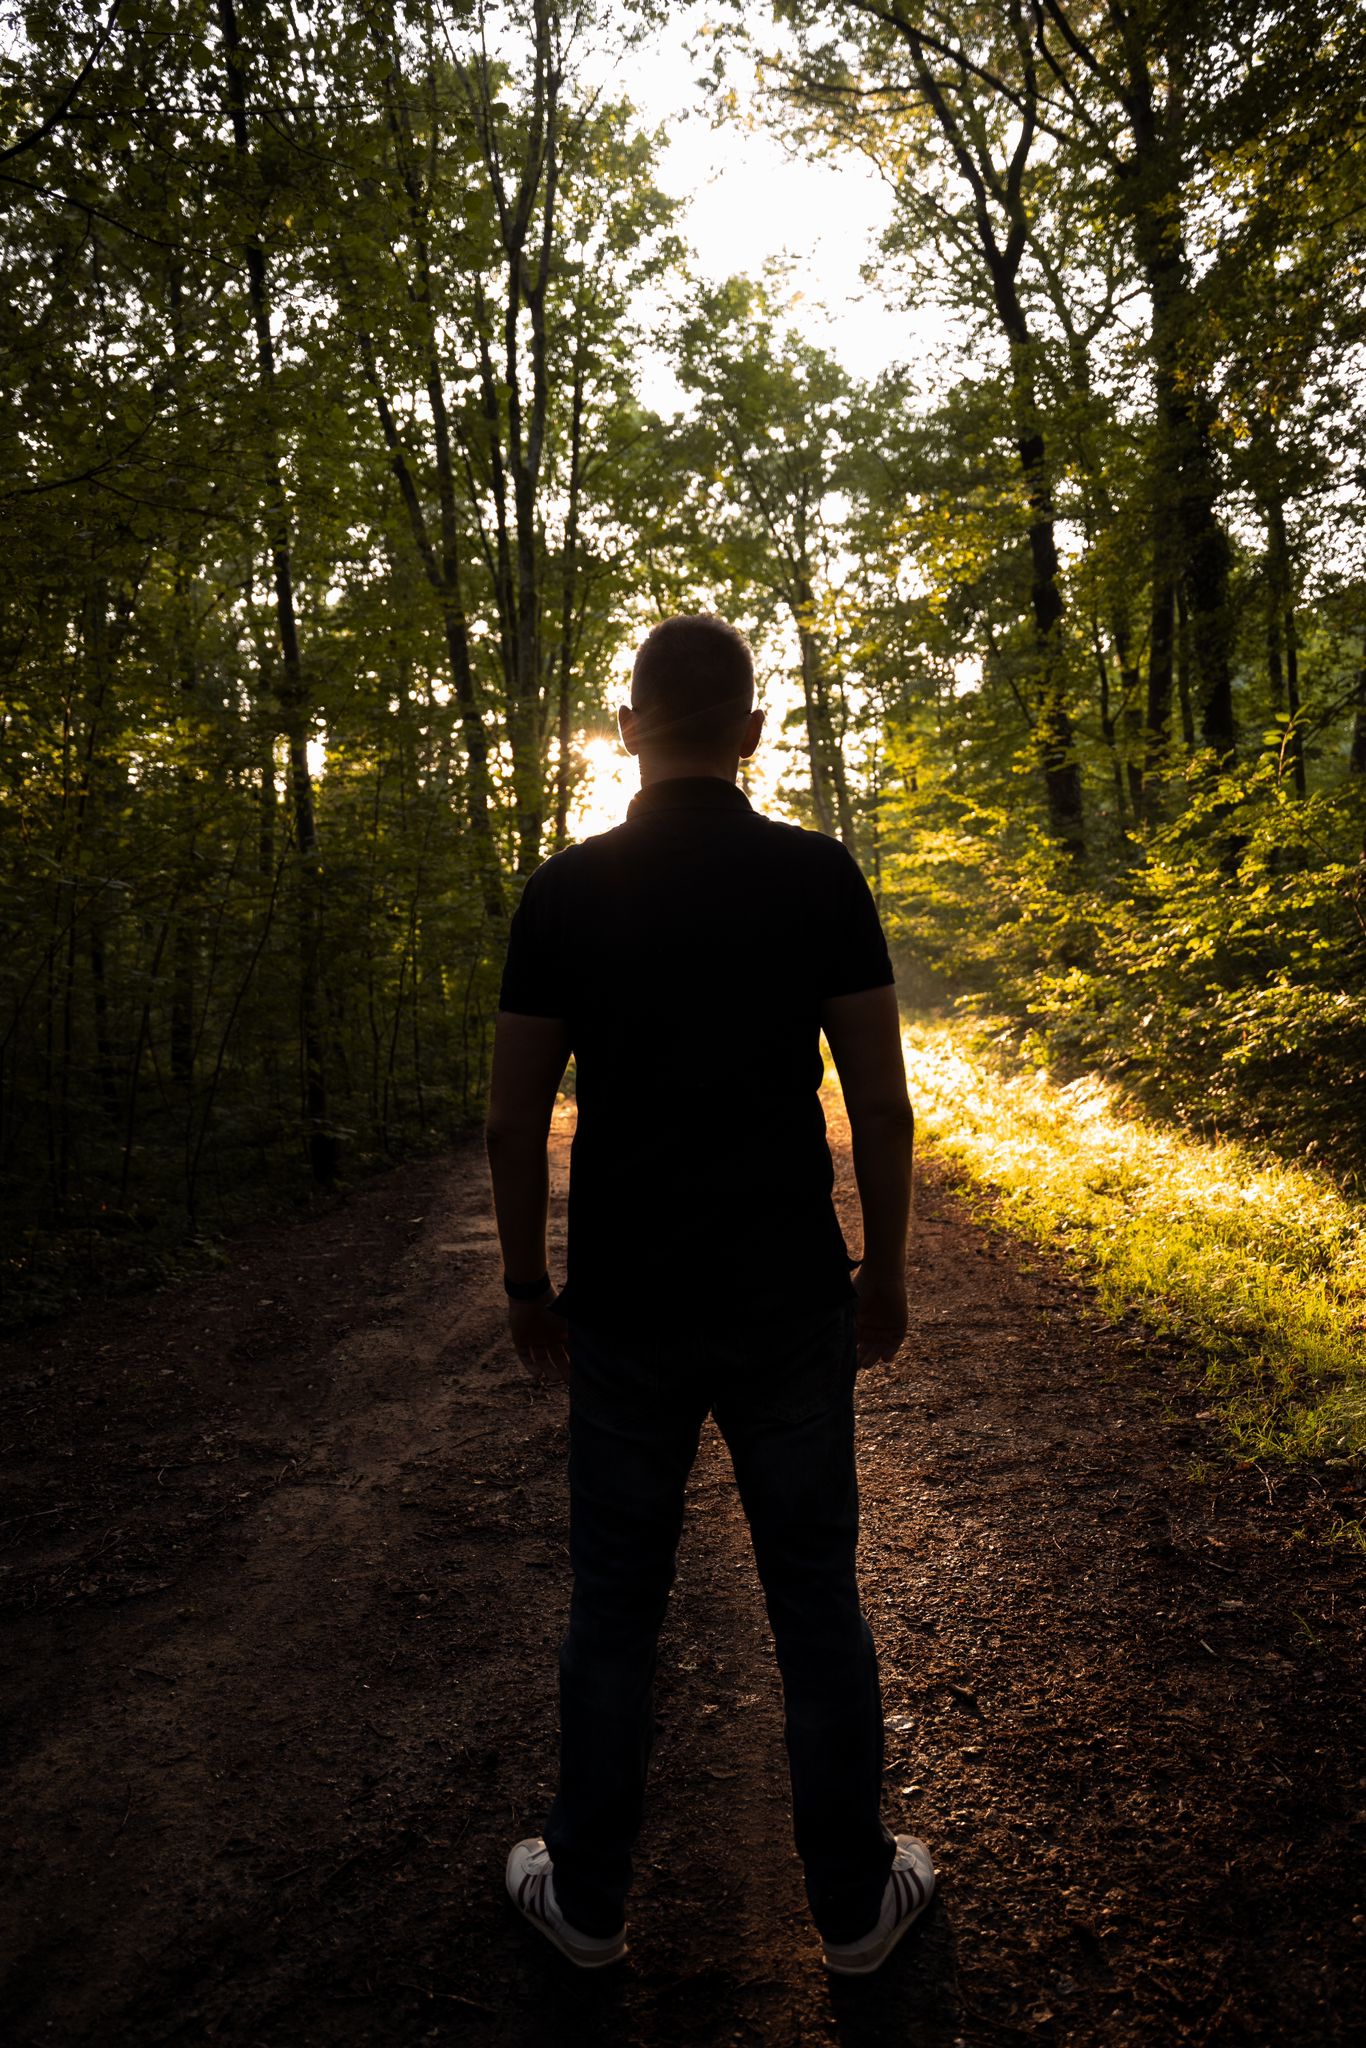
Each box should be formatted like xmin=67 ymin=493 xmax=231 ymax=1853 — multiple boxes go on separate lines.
xmin=486 ymin=614 xmax=934 ymax=1973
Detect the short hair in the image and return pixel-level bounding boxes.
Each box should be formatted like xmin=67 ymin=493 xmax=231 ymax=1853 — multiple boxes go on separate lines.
xmin=630 ymin=614 xmax=755 ymax=751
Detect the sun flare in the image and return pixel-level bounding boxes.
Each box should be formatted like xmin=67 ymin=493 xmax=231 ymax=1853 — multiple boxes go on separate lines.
xmin=569 ymin=733 xmax=640 ymax=842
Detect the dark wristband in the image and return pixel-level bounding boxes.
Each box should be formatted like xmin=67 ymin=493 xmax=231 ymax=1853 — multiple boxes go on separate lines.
xmin=503 ymin=1270 xmax=551 ymax=1303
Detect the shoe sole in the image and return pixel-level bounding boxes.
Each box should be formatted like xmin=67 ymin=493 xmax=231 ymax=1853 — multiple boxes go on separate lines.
xmin=823 ymin=1860 xmax=936 ymax=1976
xmin=515 ymin=1905 xmax=628 ymax=1969
xmin=506 ymin=1849 xmax=628 ymax=1969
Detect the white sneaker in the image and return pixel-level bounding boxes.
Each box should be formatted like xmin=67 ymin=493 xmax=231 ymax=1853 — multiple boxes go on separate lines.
xmin=505 ymin=1837 xmax=628 ymax=1968
xmin=821 ymin=1835 xmax=936 ymax=1975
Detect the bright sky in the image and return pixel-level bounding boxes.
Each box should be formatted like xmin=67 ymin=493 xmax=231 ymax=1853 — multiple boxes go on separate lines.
xmin=593 ymin=3 xmax=922 ymax=409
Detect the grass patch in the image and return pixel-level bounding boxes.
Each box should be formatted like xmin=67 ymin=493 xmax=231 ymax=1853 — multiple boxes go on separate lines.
xmin=898 ymin=1018 xmax=1366 ymax=1465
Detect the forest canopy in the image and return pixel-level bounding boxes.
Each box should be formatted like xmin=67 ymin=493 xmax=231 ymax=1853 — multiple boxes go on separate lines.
xmin=2 ymin=0 xmax=1364 ymax=1309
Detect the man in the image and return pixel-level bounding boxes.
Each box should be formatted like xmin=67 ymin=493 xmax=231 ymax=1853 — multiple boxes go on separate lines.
xmin=486 ymin=614 xmax=934 ymax=1975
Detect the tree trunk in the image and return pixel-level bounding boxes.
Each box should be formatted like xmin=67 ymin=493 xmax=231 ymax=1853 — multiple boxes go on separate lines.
xmin=796 ymin=623 xmax=836 ymax=838
xmin=995 ymin=314 xmax=1083 ymax=851
xmin=998 ymin=319 xmax=1083 ymax=851
xmin=895 ymin=13 xmax=1084 ymax=853
xmin=358 ymin=13 xmax=504 ymax=915
xmin=87 ymin=922 xmax=118 ymax=1123
xmin=218 ymin=0 xmax=333 ymax=1183
xmin=793 ymin=598 xmax=857 ymax=852
xmin=1111 ymin=614 xmax=1144 ymax=818
xmin=1350 ymin=666 xmax=1366 ymax=776
xmin=1093 ymin=621 xmax=1128 ymax=826
xmin=1264 ymin=491 xmax=1307 ymax=796
xmin=1145 ymin=572 xmax=1175 ymax=798
xmin=1175 ymin=581 xmax=1196 ymax=749
xmin=80 ymin=582 xmax=127 ymax=1122
xmin=1126 ymin=107 xmax=1236 ymax=762
xmin=258 ymin=730 xmax=276 ymax=875
xmin=461 ymin=0 xmax=560 ymax=881
xmin=822 ymin=667 xmax=858 ymax=854
xmin=553 ymin=357 xmax=586 ymax=853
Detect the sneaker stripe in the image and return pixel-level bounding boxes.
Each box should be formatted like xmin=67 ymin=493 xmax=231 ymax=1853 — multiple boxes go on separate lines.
xmin=509 ymin=1841 xmax=628 ymax=1969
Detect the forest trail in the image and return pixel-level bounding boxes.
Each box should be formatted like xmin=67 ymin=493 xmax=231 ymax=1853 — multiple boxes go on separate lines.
xmin=1 ymin=1105 xmax=1363 ymax=2048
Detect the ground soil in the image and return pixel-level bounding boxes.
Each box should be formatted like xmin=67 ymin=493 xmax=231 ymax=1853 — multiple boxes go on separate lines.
xmin=1 ymin=1101 xmax=1363 ymax=2047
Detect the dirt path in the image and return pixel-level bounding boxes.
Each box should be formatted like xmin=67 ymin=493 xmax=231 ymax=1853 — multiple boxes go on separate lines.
xmin=2 ymin=1105 xmax=1363 ymax=2046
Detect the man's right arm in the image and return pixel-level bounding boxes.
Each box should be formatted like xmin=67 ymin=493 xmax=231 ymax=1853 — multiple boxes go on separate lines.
xmin=821 ymin=983 xmax=914 ymax=1366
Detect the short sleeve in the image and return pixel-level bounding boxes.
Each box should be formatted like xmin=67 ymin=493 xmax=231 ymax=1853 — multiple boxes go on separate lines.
xmin=818 ymin=845 xmax=894 ymax=1000
xmin=498 ymin=865 xmax=568 ymax=1017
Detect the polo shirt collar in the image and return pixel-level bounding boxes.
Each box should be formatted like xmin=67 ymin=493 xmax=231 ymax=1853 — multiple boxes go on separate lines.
xmin=627 ymin=776 xmax=752 ymax=821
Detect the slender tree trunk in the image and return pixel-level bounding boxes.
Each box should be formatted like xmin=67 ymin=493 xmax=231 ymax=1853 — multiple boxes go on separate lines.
xmin=995 ymin=313 xmax=1083 ymax=851
xmin=521 ymin=8 xmax=558 ymax=878
xmin=797 ymin=639 xmax=836 ymax=836
xmin=361 ymin=19 xmax=504 ymax=912
xmin=258 ymin=731 xmax=276 ymax=875
xmin=355 ymin=339 xmax=504 ymax=917
xmin=792 ymin=608 xmax=836 ymax=837
xmin=1350 ymin=665 xmax=1366 ymax=776
xmin=894 ymin=10 xmax=1083 ymax=852
xmin=793 ymin=589 xmax=856 ymax=851
xmin=1126 ymin=113 xmax=1236 ymax=761
xmin=1283 ymin=609 xmax=1305 ymax=796
xmin=81 ymin=582 xmax=126 ymax=1121
xmin=1264 ymin=492 xmax=1307 ymax=796
xmin=120 ymin=915 xmax=171 ymax=1204
xmin=218 ymin=0 xmax=333 ymax=1182
xmin=444 ymin=2 xmax=561 ymax=879
xmin=88 ymin=923 xmax=118 ymax=1123
xmin=57 ymin=909 xmax=77 ymax=1215
xmin=1175 ymin=582 xmax=1196 ymax=749
xmin=251 ymin=574 xmax=278 ymax=874
xmin=553 ymin=358 xmax=585 ymax=853
xmin=1110 ymin=614 xmax=1144 ymax=818
xmin=1145 ymin=571 xmax=1175 ymax=801
xmin=819 ymin=662 xmax=857 ymax=853
xmin=168 ymin=556 xmax=197 ymax=1089
xmin=1093 ymin=621 xmax=1128 ymax=826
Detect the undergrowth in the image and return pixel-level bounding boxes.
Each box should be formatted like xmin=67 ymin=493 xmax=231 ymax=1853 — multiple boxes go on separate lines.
xmin=895 ymin=1017 xmax=1366 ymax=1465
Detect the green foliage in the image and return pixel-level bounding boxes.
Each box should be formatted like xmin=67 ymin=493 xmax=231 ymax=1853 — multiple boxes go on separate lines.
xmin=0 ymin=0 xmax=678 ymax=1312
xmin=876 ymin=759 xmax=1366 ymax=1168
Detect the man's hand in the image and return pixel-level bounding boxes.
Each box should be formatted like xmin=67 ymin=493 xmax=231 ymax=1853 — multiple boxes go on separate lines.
xmin=854 ymin=1262 xmax=907 ymax=1368
xmin=508 ymin=1292 xmax=571 ymax=1385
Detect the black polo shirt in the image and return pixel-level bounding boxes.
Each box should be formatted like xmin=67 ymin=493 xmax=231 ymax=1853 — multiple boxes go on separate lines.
xmin=497 ymin=775 xmax=894 ymax=1334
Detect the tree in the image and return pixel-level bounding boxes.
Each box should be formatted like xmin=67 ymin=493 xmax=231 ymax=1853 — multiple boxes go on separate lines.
xmin=672 ymin=276 xmax=859 ymax=844
xmin=761 ymin=0 xmax=1088 ymax=852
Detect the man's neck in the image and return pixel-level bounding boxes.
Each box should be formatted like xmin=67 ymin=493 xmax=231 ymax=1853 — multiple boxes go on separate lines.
xmin=636 ymin=755 xmax=739 ymax=789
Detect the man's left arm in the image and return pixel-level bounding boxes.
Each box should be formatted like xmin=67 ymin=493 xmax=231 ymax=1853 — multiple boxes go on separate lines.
xmin=486 ymin=1011 xmax=573 ymax=1383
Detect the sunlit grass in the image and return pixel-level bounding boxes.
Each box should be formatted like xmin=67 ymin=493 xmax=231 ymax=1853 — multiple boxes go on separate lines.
xmin=895 ymin=1018 xmax=1366 ymax=1465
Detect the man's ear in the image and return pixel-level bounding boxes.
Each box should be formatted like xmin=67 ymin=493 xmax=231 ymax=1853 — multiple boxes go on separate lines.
xmin=618 ymin=703 xmax=640 ymax=756
xmin=739 ymin=706 xmax=764 ymax=760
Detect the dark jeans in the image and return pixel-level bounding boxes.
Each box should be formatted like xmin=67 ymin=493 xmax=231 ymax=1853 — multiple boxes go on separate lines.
xmin=543 ymin=1299 xmax=895 ymax=1944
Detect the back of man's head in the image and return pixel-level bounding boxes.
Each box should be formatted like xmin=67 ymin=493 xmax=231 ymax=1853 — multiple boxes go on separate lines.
xmin=630 ymin=614 xmax=755 ymax=755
